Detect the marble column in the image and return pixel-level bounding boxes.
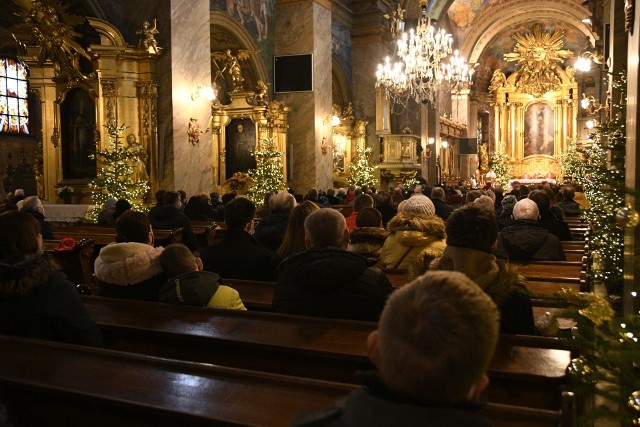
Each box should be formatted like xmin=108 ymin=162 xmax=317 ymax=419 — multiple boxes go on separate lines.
xmin=144 ymin=0 xmax=212 ymax=196
xmin=275 ymin=0 xmax=333 ymax=192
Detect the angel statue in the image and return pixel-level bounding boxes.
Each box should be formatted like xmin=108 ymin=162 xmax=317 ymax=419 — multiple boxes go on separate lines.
xmin=488 ymin=69 xmax=506 ymax=93
xmin=136 ymin=19 xmax=159 ymax=54
xmin=212 ymin=49 xmax=254 ymax=92
xmin=247 ymin=80 xmax=270 ymax=106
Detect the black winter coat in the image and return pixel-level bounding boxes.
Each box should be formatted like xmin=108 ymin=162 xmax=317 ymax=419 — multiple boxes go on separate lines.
xmin=273 ymin=248 xmax=393 ymax=321
xmin=253 ymin=210 xmax=290 ymax=252
xmin=0 ymin=255 xmax=102 ymax=346
xmin=149 ymin=205 xmax=197 ymax=251
xmin=495 ymin=220 xmax=566 ymax=262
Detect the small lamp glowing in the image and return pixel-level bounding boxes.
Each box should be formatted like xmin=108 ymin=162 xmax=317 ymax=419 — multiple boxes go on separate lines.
xmin=331 ymin=115 xmax=341 ymax=127
xmin=192 ymin=85 xmax=216 ymax=101
xmin=441 ymin=140 xmax=449 ymax=149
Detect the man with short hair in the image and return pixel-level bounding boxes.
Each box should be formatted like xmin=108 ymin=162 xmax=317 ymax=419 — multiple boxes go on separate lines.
xmin=495 ymin=198 xmax=565 ymax=261
xmin=345 ymin=193 xmax=374 ymax=230
xmin=430 ymin=186 xmax=454 ymax=220
xmin=148 ymin=190 xmax=197 ymax=251
xmin=273 ymin=208 xmax=392 ymax=321
xmin=291 ymin=271 xmax=500 ymax=427
xmin=556 ymin=185 xmax=582 ymax=216
xmin=200 ymin=197 xmax=276 ymax=281
xmin=254 ymin=190 xmax=297 ymax=252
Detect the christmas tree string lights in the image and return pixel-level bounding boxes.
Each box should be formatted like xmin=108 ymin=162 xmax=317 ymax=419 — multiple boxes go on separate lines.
xmin=489 ymin=142 xmax=512 ymax=189
xmin=88 ymin=123 xmax=150 ymax=221
xmin=246 ymin=137 xmax=286 ymax=205
xmin=347 ymin=145 xmax=378 ymax=188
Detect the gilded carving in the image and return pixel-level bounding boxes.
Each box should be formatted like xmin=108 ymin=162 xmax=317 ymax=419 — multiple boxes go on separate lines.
xmin=12 ymin=0 xmax=95 ymax=81
xmin=212 ymin=49 xmax=255 ymax=92
xmin=135 ymin=19 xmax=160 ymax=54
xmin=503 ymin=24 xmax=574 ymax=97
xmin=625 ymin=0 xmax=635 ymax=34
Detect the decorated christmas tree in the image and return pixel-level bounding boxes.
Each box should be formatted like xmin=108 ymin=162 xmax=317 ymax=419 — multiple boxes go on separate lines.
xmin=489 ymin=143 xmax=512 ymax=188
xmin=347 ymin=145 xmax=378 ymax=188
xmin=557 ymin=143 xmax=588 ymax=185
xmin=247 ymin=137 xmax=286 ymax=205
xmin=88 ymin=122 xmax=149 ymax=221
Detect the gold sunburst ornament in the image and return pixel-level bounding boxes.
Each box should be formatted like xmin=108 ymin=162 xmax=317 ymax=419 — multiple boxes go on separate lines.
xmin=503 ymin=24 xmax=574 ymax=97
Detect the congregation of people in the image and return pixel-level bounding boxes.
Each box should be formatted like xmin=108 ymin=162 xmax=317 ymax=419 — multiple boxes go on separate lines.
xmin=0 ymin=179 xmax=587 ymax=424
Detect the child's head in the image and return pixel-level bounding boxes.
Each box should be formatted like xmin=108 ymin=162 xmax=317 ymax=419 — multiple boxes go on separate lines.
xmin=371 ymin=271 xmax=499 ymax=403
xmin=159 ymin=243 xmax=199 ymax=278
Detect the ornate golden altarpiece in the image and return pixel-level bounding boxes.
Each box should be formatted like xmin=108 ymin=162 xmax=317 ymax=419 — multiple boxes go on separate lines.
xmin=207 ymin=90 xmax=289 ymax=193
xmin=490 ymin=25 xmax=578 ymax=180
xmin=16 ymin=17 xmax=161 ymax=203
xmin=328 ymin=104 xmax=368 ymax=188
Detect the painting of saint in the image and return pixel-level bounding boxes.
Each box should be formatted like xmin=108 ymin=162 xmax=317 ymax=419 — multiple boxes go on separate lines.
xmin=225 ymin=118 xmax=256 ymax=179
xmin=60 ymin=88 xmax=97 ymax=179
xmin=524 ymin=102 xmax=554 ymax=157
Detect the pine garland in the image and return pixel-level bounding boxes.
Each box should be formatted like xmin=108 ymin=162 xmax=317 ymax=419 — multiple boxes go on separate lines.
xmin=347 ymin=145 xmax=378 ymax=188
xmin=247 ymin=137 xmax=286 ymax=205
xmin=88 ymin=123 xmax=149 ymax=221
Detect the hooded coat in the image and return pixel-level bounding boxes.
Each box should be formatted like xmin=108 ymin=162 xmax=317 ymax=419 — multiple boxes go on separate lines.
xmin=94 ymin=242 xmax=167 ymax=301
xmin=0 ymin=255 xmax=102 ymax=346
xmin=430 ymin=246 xmax=536 ymax=335
xmin=378 ymin=213 xmax=446 ymax=273
xmin=159 ymin=271 xmax=246 ymax=310
xmin=273 ymin=248 xmax=393 ymax=321
xmin=347 ymin=227 xmax=389 ymax=259
xmin=495 ymin=220 xmax=566 ymax=262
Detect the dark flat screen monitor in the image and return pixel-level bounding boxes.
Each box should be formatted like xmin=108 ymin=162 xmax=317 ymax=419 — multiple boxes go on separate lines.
xmin=274 ymin=54 xmax=313 ymax=93
xmin=458 ymin=138 xmax=478 ymax=155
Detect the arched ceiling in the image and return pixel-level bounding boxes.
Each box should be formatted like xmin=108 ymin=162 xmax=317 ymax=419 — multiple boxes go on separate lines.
xmin=398 ymin=0 xmax=597 ymax=93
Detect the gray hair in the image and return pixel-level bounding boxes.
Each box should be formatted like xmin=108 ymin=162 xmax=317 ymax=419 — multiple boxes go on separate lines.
xmin=21 ymin=196 xmax=42 ymax=210
xmin=304 ymin=208 xmax=346 ymax=248
xmin=269 ymin=190 xmax=297 ymax=212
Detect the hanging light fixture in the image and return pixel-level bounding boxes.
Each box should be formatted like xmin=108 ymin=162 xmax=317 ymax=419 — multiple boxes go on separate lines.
xmin=376 ymin=0 xmax=474 ymax=105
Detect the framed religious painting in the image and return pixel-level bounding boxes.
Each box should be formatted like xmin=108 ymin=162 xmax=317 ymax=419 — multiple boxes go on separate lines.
xmin=523 ymin=102 xmax=555 ymax=157
xmin=225 ymin=118 xmax=256 ymax=179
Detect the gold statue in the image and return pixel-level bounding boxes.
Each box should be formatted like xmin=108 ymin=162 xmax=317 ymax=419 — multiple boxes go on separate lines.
xmin=136 ymin=19 xmax=160 ymax=54
xmin=384 ymin=2 xmax=405 ymax=37
xmin=126 ymin=134 xmax=149 ymax=182
xmin=488 ymin=69 xmax=506 ymax=93
xmin=212 ymin=49 xmax=254 ymax=92
xmin=12 ymin=0 xmax=94 ymax=80
xmin=247 ymin=80 xmax=269 ymax=105
xmin=503 ymin=24 xmax=574 ymax=97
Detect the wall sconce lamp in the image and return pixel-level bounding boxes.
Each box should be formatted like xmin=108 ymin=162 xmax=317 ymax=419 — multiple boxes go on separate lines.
xmin=441 ymin=140 xmax=449 ymax=149
xmin=191 ymin=85 xmax=216 ymax=101
xmin=585 ymin=119 xmax=598 ymax=129
xmin=323 ymin=114 xmax=341 ymax=127
xmin=574 ymin=51 xmax=608 ymax=72
xmin=581 ymin=93 xmax=608 ymax=115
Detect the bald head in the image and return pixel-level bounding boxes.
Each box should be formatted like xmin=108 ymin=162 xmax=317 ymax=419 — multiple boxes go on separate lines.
xmin=304 ymin=208 xmax=348 ymax=249
xmin=513 ymin=198 xmax=539 ymax=220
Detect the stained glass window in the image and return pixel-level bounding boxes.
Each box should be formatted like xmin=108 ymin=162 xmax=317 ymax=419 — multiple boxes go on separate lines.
xmin=0 ymin=58 xmax=29 ymax=135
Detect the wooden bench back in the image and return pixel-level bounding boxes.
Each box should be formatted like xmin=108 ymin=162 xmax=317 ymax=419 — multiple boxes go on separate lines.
xmin=83 ymin=296 xmax=570 ymax=410
xmin=51 ymin=225 xmax=183 ymax=248
xmin=0 ymin=334 xmax=353 ymax=427
xmin=43 ymin=237 xmax=95 ymax=293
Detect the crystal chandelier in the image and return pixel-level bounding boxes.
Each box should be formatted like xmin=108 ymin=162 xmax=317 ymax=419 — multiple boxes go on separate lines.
xmin=376 ymin=0 xmax=474 ymax=105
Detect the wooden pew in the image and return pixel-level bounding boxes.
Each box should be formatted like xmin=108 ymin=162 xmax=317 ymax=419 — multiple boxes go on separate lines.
xmin=515 ymin=261 xmax=584 ymax=285
xmin=225 ymin=278 xmax=275 ymax=311
xmin=561 ymin=241 xmax=587 ymax=251
xmin=190 ymin=220 xmax=217 ymax=251
xmin=51 ymin=224 xmax=184 ymax=248
xmin=0 ymin=335 xmax=353 ymax=427
xmin=330 ymin=204 xmax=353 ymax=218
xmin=83 ymin=296 xmax=571 ymax=410
xmin=0 ymin=334 xmax=574 ymax=427
xmin=43 ymin=237 xmax=95 ymax=293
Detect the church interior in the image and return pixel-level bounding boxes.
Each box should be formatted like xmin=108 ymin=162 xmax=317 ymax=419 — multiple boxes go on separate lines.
xmin=0 ymin=0 xmax=640 ymax=424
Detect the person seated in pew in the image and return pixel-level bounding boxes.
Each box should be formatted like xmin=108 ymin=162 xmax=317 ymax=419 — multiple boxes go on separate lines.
xmin=148 ymin=190 xmax=197 ymax=251
xmin=291 ymin=271 xmax=499 ymax=427
xmin=200 ymin=197 xmax=276 ymax=281
xmin=273 ymin=200 xmax=320 ymax=266
xmin=254 ymin=190 xmax=297 ymax=253
xmin=556 ymin=185 xmax=582 ymax=217
xmin=20 ymin=196 xmax=54 ymax=240
xmin=377 ymin=195 xmax=446 ymax=277
xmin=97 ymin=197 xmax=118 ymax=226
xmin=528 ymin=190 xmax=572 ymax=241
xmin=94 ymin=210 xmax=167 ymax=301
xmin=158 ymin=244 xmax=246 ymax=310
xmin=114 ymin=198 xmax=132 ymax=221
xmin=345 ymin=193 xmax=375 ymax=231
xmin=273 ymin=208 xmax=393 ymax=322
xmin=0 ymin=211 xmax=102 ymax=346
xmin=347 ymin=207 xmax=388 ymax=260
xmin=422 ymin=204 xmax=537 ymax=335
xmin=494 ymin=198 xmax=566 ymax=262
